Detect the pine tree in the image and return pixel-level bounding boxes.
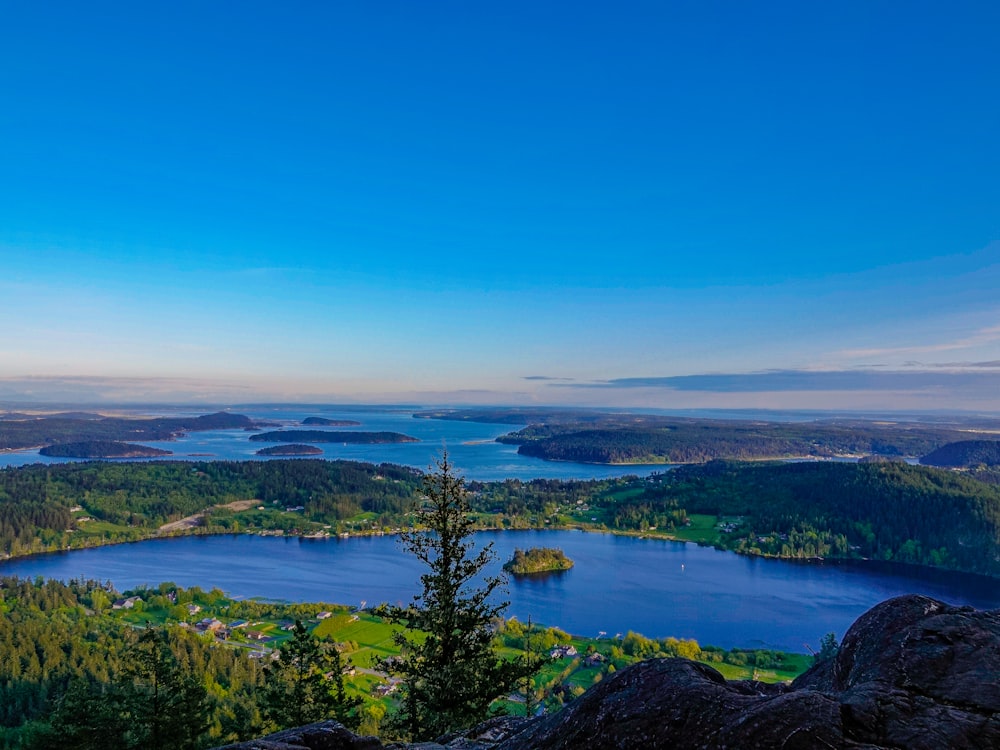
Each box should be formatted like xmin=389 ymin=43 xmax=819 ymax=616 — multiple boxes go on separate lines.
xmin=379 ymin=453 xmax=541 ymax=741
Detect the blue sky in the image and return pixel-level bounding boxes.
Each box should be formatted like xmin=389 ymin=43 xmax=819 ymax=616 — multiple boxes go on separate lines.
xmin=1 ymin=1 xmax=998 ymax=409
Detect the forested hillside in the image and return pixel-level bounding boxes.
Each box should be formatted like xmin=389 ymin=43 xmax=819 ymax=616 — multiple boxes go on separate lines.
xmin=0 ymin=578 xmax=266 ymax=748
xmin=1 ymin=458 xmax=999 ymax=576
xmin=609 ymin=461 xmax=1000 ymax=575
xmin=921 ymin=440 xmax=1000 ymax=468
xmin=0 ymin=460 xmax=422 ymax=556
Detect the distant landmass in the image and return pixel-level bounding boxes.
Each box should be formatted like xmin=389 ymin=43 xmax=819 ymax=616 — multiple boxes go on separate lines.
xmin=415 ymin=408 xmax=988 ymax=464
xmin=0 ymin=411 xmax=256 ymax=452
xmin=248 ymin=430 xmax=418 ymax=444
xmin=921 ymin=440 xmax=1000 ymax=468
xmin=255 ymin=444 xmax=324 ymax=456
xmin=39 ymin=441 xmax=172 ymax=458
xmin=301 ymin=417 xmax=363 ymax=426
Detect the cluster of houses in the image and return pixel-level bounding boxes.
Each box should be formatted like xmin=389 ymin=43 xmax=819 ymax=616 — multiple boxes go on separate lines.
xmin=549 ymin=643 xmax=606 ymax=668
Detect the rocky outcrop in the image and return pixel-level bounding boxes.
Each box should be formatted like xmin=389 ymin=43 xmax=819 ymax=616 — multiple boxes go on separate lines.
xmin=215 ymin=595 xmax=1000 ymax=750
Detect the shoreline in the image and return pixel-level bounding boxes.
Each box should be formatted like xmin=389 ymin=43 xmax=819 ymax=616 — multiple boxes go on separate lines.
xmin=4 ymin=516 xmax=993 ymax=583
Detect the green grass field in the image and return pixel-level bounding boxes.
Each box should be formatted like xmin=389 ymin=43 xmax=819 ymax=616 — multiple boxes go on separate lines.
xmin=104 ymin=583 xmax=812 ymax=726
xmin=660 ymin=513 xmax=720 ymax=544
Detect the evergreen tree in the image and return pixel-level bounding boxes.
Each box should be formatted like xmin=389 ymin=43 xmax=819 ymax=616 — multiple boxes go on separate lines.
xmin=379 ymin=453 xmax=540 ymax=741
xmin=261 ymin=620 xmax=361 ymax=731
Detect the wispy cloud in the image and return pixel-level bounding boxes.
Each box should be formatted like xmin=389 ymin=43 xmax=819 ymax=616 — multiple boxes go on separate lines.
xmin=835 ymin=325 xmax=1000 ymax=360
xmin=523 ymin=375 xmax=576 ymax=382
xmin=906 ymin=360 xmax=1000 ymax=369
xmin=554 ymin=369 xmax=1000 ymax=394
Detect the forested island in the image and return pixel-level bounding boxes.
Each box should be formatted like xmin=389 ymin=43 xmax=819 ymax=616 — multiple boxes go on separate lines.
xmin=249 ymin=430 xmax=418 ymax=444
xmin=506 ymin=421 xmax=974 ymax=464
xmin=302 ymin=417 xmax=363 ymax=426
xmin=255 ymin=444 xmax=324 ymax=456
xmin=0 ymin=411 xmax=256 ymax=451
xmin=417 ymin=408 xmax=999 ymax=464
xmin=38 ymin=440 xmax=172 ymax=458
xmin=1 ymin=457 xmax=999 ymax=577
xmin=503 ymin=547 xmax=574 ymax=575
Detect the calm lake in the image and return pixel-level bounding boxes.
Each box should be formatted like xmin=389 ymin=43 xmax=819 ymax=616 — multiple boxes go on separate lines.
xmin=0 ymin=406 xmax=667 ymax=481
xmin=3 ymin=530 xmax=997 ymax=651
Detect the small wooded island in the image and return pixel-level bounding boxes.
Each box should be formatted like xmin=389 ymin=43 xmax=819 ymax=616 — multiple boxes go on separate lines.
xmin=254 ymin=444 xmax=323 ymax=456
xmin=503 ymin=547 xmax=574 ymax=575
xmin=301 ymin=417 xmax=363 ymax=426
xmin=248 ymin=430 xmax=418 ymax=444
xmin=38 ymin=441 xmax=172 ymax=458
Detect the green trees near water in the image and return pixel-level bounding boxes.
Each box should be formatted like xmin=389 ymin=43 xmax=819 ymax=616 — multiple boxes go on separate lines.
xmin=503 ymin=547 xmax=573 ymax=575
xmin=379 ymin=454 xmax=541 ymax=741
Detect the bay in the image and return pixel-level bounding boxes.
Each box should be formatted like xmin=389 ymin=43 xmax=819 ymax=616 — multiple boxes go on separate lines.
xmin=2 ymin=530 xmax=996 ymax=651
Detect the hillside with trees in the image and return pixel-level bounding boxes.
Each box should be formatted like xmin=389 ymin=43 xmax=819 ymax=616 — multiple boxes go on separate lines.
xmin=0 ymin=460 xmax=423 ymax=556
xmin=920 ymin=440 xmax=1000 ymax=468
xmin=603 ymin=461 xmax=1000 ymax=575
xmin=1 ymin=457 xmax=1000 ymax=577
xmin=508 ymin=421 xmax=975 ymax=464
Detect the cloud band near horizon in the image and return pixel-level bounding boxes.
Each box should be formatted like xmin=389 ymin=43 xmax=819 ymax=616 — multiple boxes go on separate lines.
xmin=559 ymin=369 xmax=1000 ymax=393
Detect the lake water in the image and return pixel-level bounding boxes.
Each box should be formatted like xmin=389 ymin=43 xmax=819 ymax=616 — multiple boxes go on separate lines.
xmin=0 ymin=406 xmax=667 ymax=481
xmin=3 ymin=530 xmax=997 ymax=651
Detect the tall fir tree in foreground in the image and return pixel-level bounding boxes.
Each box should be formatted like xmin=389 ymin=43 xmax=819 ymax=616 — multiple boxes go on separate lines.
xmin=379 ymin=453 xmax=541 ymax=741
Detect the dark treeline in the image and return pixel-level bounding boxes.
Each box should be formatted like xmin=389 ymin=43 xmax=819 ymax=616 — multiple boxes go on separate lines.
xmin=607 ymin=461 xmax=1000 ymax=575
xmin=0 ymin=413 xmax=254 ymax=451
xmin=501 ymin=419 xmax=976 ymax=464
